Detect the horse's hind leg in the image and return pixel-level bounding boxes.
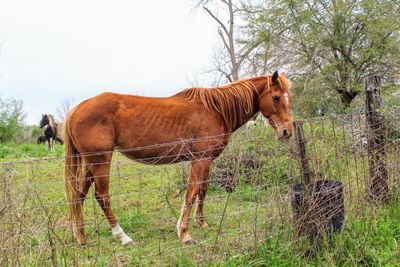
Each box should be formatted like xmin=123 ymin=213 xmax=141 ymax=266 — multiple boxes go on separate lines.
xmin=51 ymin=138 xmax=55 ymax=151
xmin=89 ymin=154 xmax=134 ymax=246
xmin=72 ymin=168 xmax=93 ymax=245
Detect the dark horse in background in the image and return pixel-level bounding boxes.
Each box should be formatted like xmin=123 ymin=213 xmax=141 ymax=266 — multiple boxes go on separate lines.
xmin=64 ymin=71 xmax=293 ymax=246
xmin=40 ymin=114 xmax=59 ymax=151
xmin=37 ymin=135 xmax=46 ymax=144
xmin=37 ymin=135 xmax=64 ymax=145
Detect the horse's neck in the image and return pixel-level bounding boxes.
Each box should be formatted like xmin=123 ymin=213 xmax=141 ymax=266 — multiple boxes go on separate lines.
xmin=231 ymin=108 xmax=260 ymax=132
xmin=230 ymin=78 xmax=267 ymax=131
xmin=44 ymin=120 xmax=56 ymax=134
xmin=44 ymin=124 xmax=52 ymax=131
xmin=230 ymin=91 xmax=260 ymax=132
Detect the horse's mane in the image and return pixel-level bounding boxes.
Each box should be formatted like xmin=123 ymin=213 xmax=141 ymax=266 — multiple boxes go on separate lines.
xmin=181 ymin=78 xmax=262 ymax=130
xmin=181 ymin=75 xmax=291 ymax=131
xmin=47 ymin=114 xmax=53 ymax=125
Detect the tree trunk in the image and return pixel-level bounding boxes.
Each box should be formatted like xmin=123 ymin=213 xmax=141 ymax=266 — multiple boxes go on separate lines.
xmin=337 ymin=90 xmax=359 ymax=109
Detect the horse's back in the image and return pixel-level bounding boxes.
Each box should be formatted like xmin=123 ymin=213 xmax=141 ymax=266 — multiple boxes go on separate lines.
xmin=66 ymin=92 xmax=228 ymax=160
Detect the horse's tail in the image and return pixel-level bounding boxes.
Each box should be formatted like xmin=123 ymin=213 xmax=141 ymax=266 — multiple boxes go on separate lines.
xmin=64 ymin=116 xmax=86 ymax=244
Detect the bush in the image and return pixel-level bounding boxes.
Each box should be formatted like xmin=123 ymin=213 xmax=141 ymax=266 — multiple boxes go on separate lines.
xmin=0 ymin=96 xmax=26 ymax=143
xmin=210 ymin=121 xmax=290 ymax=192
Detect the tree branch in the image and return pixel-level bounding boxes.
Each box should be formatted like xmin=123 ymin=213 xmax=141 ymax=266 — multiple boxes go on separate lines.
xmin=203 ymin=7 xmax=229 ymax=37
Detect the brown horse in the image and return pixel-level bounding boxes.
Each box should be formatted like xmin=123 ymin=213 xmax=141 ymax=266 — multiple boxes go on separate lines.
xmin=64 ymin=71 xmax=293 ymax=246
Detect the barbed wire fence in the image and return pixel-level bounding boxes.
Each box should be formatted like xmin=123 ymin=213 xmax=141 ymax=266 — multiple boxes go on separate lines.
xmin=1 ymin=79 xmax=400 ymax=266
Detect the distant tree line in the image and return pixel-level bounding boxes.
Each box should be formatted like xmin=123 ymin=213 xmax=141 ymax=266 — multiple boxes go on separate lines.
xmin=0 ymin=96 xmax=49 ymax=144
xmin=0 ymin=95 xmax=71 ymax=144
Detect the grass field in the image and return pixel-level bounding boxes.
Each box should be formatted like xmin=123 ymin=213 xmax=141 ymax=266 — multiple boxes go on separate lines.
xmin=1 ymin=120 xmax=400 ymax=266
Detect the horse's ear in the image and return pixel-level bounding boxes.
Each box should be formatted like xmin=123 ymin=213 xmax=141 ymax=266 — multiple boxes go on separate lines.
xmin=272 ymin=71 xmax=279 ymax=84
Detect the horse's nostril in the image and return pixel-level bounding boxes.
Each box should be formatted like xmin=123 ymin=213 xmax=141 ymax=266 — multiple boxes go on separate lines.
xmin=283 ymin=129 xmax=289 ymax=138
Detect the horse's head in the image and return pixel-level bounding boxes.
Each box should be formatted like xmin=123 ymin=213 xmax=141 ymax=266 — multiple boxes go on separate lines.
xmin=259 ymin=71 xmax=293 ymax=141
xmin=40 ymin=114 xmax=50 ymax=128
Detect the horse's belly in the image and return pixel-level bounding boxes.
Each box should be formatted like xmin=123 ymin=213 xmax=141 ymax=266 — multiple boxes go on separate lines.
xmin=118 ymin=144 xmax=193 ymax=165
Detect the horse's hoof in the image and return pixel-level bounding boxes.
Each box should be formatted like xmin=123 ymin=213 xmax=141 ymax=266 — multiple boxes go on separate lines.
xmin=182 ymin=235 xmax=196 ymax=245
xmin=122 ymin=239 xmax=135 ymax=246
xmin=197 ymin=221 xmax=210 ymax=229
xmin=183 ymin=239 xmax=196 ymax=245
xmin=119 ymin=235 xmax=135 ymax=246
xmin=112 ymin=224 xmax=135 ymax=246
xmin=76 ymin=236 xmax=87 ymax=248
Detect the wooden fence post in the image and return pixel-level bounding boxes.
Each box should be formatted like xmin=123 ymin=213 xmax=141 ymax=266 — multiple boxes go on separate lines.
xmin=291 ymin=121 xmax=344 ymax=243
xmin=364 ymin=76 xmax=388 ymax=203
xmin=292 ymin=121 xmax=317 ymax=239
xmin=294 ymin=121 xmax=313 ymax=186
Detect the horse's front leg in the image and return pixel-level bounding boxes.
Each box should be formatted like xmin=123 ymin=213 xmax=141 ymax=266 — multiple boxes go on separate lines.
xmin=177 ymin=159 xmax=212 ymax=244
xmin=45 ymin=139 xmax=49 ymax=151
xmin=49 ymin=137 xmax=54 ymax=151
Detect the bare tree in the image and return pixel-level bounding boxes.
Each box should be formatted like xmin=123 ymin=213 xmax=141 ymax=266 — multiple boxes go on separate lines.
xmin=195 ymin=0 xmax=261 ymax=83
xmin=56 ymin=97 xmax=75 ymax=123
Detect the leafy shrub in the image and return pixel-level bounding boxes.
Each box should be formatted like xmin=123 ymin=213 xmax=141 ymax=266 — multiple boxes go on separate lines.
xmin=0 ymin=96 xmax=26 ymax=143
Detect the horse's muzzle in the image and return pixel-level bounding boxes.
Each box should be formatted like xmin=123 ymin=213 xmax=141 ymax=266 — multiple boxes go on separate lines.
xmin=283 ymin=129 xmax=291 ymax=139
xmin=278 ymin=129 xmax=292 ymax=141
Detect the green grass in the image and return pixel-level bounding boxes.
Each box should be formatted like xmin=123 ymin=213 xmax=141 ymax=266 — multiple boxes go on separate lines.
xmin=220 ymin=200 xmax=400 ymax=266
xmin=1 ymin=120 xmax=400 ymax=266
xmin=0 ymin=142 xmax=64 ymax=159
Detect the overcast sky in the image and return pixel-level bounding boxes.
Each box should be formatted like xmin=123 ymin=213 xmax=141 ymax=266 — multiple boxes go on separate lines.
xmin=0 ymin=0 xmax=219 ymax=124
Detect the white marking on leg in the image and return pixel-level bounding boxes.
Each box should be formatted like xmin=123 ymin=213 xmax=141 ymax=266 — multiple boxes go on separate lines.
xmin=176 ymin=202 xmax=185 ymax=238
xmin=193 ymin=198 xmax=198 ymax=221
xmin=72 ymin=222 xmax=78 ymax=237
xmin=112 ymin=223 xmax=134 ymax=246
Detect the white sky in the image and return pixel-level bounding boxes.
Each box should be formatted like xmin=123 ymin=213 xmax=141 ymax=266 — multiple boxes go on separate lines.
xmin=0 ymin=0 xmax=219 ymax=124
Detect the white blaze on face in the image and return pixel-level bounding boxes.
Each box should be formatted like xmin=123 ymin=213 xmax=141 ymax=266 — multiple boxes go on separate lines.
xmin=283 ymin=93 xmax=289 ymax=105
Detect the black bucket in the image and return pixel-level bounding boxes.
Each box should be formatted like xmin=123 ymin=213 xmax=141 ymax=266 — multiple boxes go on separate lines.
xmin=291 ymin=180 xmax=345 ymax=238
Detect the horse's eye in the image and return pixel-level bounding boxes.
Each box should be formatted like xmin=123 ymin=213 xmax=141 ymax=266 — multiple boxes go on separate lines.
xmin=272 ymin=96 xmax=280 ymax=103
